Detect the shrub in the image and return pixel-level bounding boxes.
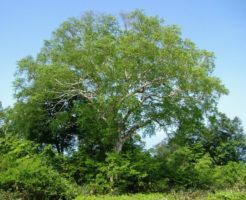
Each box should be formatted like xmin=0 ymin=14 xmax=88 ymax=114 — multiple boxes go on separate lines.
xmin=212 ymin=162 xmax=246 ymax=189
xmin=194 ymin=154 xmax=214 ymax=188
xmin=0 ymin=136 xmax=77 ymax=199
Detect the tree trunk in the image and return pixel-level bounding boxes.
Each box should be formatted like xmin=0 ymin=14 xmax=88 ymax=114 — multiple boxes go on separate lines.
xmin=114 ymin=138 xmax=124 ymax=153
xmin=114 ymin=134 xmax=130 ymax=153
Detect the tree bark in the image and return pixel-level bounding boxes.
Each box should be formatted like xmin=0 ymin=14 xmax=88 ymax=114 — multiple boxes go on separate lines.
xmin=114 ymin=137 xmax=125 ymax=153
xmin=114 ymin=120 xmax=152 ymax=153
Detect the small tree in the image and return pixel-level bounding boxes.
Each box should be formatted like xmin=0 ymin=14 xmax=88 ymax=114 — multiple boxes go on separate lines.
xmin=202 ymin=113 xmax=246 ymax=165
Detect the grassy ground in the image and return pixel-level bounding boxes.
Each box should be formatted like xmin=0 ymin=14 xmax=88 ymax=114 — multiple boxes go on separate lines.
xmin=75 ymin=190 xmax=246 ymax=200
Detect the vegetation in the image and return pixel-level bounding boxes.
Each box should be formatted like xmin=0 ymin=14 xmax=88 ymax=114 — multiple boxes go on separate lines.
xmin=75 ymin=191 xmax=246 ymax=200
xmin=0 ymin=10 xmax=245 ymax=199
xmin=0 ymin=137 xmax=77 ymax=199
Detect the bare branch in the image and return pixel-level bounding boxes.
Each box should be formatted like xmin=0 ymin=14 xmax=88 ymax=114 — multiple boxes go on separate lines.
xmin=119 ymin=77 xmax=167 ymax=105
xmin=124 ymin=118 xmax=152 ymax=136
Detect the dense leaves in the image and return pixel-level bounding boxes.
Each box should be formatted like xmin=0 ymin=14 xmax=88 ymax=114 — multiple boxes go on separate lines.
xmin=0 ymin=11 xmax=245 ymax=199
xmin=0 ymin=136 xmax=77 ymax=199
xmin=154 ymin=113 xmax=246 ymax=189
xmin=12 ymin=10 xmax=227 ymax=154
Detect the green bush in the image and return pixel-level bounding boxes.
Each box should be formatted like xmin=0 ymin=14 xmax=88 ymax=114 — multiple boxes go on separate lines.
xmin=194 ymin=154 xmax=214 ymax=188
xmin=93 ymin=150 xmax=162 ymax=194
xmin=72 ymin=149 xmax=163 ymax=195
xmin=0 ymin=136 xmax=77 ymax=199
xmin=75 ymin=193 xmax=164 ymax=200
xmin=212 ymin=162 xmax=246 ymax=189
xmin=156 ymin=143 xmax=246 ymax=191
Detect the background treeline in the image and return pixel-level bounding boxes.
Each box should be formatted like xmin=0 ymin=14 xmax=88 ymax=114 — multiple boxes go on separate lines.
xmin=0 ymin=11 xmax=246 ymax=200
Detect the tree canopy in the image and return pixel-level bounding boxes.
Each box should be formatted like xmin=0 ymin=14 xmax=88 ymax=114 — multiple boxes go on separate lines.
xmin=12 ymin=10 xmax=227 ymax=154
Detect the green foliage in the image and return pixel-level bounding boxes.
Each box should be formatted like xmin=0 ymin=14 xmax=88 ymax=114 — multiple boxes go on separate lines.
xmin=204 ymin=113 xmax=246 ymax=165
xmin=194 ymin=154 xmax=214 ymax=188
xmin=212 ymin=162 xmax=246 ymax=189
xmin=153 ymin=109 xmax=246 ymax=190
xmin=205 ymin=191 xmax=246 ymax=200
xmin=0 ymin=189 xmax=22 ymax=200
xmin=69 ymin=148 xmax=163 ymax=194
xmin=76 ymin=193 xmax=164 ymax=200
xmin=75 ymin=191 xmax=246 ymax=200
xmin=0 ymin=136 xmax=77 ymax=199
xmin=11 ymin=10 xmax=227 ymax=154
xmin=1 ymin=10 xmax=246 ymax=198
xmin=155 ymin=142 xmax=246 ymax=190
xmin=96 ymin=150 xmax=161 ymax=193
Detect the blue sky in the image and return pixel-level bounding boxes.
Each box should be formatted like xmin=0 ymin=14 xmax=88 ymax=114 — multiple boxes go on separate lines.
xmin=0 ymin=0 xmax=245 ymax=147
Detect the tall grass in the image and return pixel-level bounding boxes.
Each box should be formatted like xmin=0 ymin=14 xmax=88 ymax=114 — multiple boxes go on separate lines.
xmin=76 ymin=190 xmax=246 ymax=200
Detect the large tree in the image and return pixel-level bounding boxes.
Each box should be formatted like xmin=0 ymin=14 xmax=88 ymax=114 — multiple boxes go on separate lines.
xmin=12 ymin=10 xmax=227 ymax=153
